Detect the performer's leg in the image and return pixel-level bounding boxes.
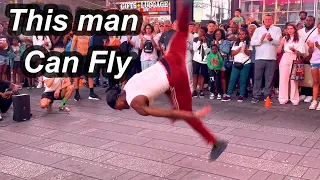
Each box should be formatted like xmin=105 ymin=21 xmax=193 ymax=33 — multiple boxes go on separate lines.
xmin=166 ymin=73 xmax=216 ymax=144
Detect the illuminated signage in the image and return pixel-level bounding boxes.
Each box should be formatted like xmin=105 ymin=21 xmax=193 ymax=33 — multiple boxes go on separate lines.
xmin=116 ymin=0 xmax=170 ymax=16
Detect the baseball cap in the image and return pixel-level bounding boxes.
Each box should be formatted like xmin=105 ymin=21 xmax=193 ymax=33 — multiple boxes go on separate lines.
xmin=106 ymin=85 xmax=122 ymax=109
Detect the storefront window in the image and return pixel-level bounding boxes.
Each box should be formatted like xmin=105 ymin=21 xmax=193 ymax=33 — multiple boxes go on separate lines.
xmin=193 ymin=0 xmax=231 ymax=23
xmin=276 ymin=11 xmax=287 ymax=24
xmin=265 ymin=0 xmax=275 ymax=12
xmin=239 ymin=0 xmax=317 ymax=25
xmin=240 ymin=1 xmax=251 ymax=12
xmin=288 ymin=0 xmax=301 ymax=11
xmin=288 ymin=12 xmax=299 ymax=22
xmin=278 ymin=0 xmax=288 ymax=11
xmin=302 ymin=0 xmax=314 ymax=10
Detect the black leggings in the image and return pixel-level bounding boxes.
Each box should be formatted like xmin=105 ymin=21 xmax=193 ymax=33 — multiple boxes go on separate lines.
xmin=0 ymin=97 xmax=12 ymax=113
xmin=209 ymin=70 xmax=223 ymax=94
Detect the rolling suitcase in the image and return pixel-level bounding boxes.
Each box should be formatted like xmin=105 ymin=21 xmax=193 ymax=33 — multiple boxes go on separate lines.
xmin=12 ymin=94 xmax=32 ymax=122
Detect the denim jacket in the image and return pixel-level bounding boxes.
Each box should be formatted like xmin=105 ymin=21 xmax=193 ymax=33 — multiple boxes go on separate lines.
xmin=218 ymin=40 xmax=231 ymax=61
xmin=8 ymin=44 xmax=26 ymax=68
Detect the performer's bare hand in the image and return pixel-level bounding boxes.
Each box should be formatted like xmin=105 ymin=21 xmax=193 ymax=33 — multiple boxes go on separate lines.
xmin=194 ymin=106 xmax=212 ymax=119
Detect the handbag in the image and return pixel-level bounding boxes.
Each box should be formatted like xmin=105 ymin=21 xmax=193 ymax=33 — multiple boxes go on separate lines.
xmin=290 ymin=57 xmax=305 ymax=81
xmin=234 ymin=59 xmax=250 ymax=70
xmin=298 ymin=64 xmax=313 ymax=87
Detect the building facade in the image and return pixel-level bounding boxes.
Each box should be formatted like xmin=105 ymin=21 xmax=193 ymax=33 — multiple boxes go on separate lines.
xmin=111 ymin=0 xmax=172 ymax=22
xmin=239 ymin=0 xmax=320 ymax=26
xmin=193 ymin=0 xmax=231 ymax=24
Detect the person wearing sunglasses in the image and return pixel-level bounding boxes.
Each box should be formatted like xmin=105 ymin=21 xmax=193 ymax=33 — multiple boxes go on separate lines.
xmin=106 ymin=5 xmax=228 ymax=161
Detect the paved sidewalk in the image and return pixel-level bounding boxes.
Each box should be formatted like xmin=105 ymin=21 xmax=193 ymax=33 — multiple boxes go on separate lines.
xmin=0 ymin=87 xmax=320 ymax=180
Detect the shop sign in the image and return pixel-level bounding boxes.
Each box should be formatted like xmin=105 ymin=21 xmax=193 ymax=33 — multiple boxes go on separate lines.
xmin=117 ymin=0 xmax=170 ymax=13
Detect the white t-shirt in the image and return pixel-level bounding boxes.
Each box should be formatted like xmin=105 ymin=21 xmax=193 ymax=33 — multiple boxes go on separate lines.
xmin=231 ymin=42 xmax=252 ymax=64
xmin=283 ymin=36 xmax=305 ymax=54
xmin=310 ymin=34 xmax=320 ymax=64
xmin=124 ymin=62 xmax=169 ymax=106
xmin=140 ymin=35 xmax=159 ymax=62
xmin=43 ymin=77 xmax=64 ymax=93
xmin=298 ymin=28 xmax=318 ymax=56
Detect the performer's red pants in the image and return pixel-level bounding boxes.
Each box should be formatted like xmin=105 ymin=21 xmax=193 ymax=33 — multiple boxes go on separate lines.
xmin=160 ymin=8 xmax=216 ymax=145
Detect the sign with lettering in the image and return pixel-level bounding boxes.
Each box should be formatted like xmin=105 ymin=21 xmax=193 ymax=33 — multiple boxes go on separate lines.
xmin=116 ymin=0 xmax=170 ymax=16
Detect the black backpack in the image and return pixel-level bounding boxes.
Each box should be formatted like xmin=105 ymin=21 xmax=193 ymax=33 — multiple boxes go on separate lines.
xmin=143 ymin=40 xmax=154 ymax=53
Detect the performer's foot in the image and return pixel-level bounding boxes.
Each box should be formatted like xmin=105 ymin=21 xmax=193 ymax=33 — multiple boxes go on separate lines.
xmin=209 ymin=140 xmax=228 ymax=161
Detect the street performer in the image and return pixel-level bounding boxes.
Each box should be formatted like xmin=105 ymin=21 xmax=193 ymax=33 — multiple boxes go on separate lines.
xmin=106 ymin=4 xmax=228 ymax=161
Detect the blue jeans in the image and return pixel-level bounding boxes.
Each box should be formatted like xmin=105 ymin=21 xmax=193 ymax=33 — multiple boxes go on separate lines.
xmin=141 ymin=60 xmax=157 ymax=71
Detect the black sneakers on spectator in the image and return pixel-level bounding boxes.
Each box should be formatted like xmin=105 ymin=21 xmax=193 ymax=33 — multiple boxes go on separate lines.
xmin=192 ymin=91 xmax=198 ymax=98
xmin=74 ymin=93 xmax=81 ymax=101
xmin=210 ymin=140 xmax=228 ymax=161
xmin=251 ymin=98 xmax=259 ymax=103
xmin=199 ymin=91 xmax=205 ymax=98
xmin=89 ymin=93 xmax=101 ymax=100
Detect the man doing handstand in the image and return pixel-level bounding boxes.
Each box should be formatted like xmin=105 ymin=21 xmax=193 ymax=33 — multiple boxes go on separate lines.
xmin=106 ymin=5 xmax=228 ymax=160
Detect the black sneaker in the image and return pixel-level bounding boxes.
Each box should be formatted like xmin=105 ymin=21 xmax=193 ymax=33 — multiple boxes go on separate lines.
xmin=199 ymin=91 xmax=205 ymax=98
xmin=192 ymin=91 xmax=198 ymax=98
xmin=209 ymin=140 xmax=228 ymax=161
xmin=74 ymin=93 xmax=81 ymax=101
xmin=89 ymin=93 xmax=101 ymax=100
xmin=251 ymin=98 xmax=259 ymax=103
xmin=103 ymin=82 xmax=108 ymax=88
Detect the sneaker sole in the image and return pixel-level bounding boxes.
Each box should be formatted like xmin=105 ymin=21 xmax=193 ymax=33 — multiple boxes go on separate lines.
xmin=199 ymin=96 xmax=205 ymax=99
xmin=209 ymin=97 xmax=215 ymax=100
xmin=221 ymin=99 xmax=231 ymax=102
xmin=88 ymin=97 xmax=101 ymax=100
xmin=238 ymin=100 xmax=244 ymax=102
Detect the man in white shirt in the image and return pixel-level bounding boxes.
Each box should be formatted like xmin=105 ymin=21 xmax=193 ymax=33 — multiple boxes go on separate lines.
xmin=250 ymin=14 xmax=282 ymax=103
xmin=40 ymin=75 xmax=74 ymax=112
xmin=298 ymin=16 xmax=317 ymax=103
xmin=106 ymin=6 xmax=228 ymax=161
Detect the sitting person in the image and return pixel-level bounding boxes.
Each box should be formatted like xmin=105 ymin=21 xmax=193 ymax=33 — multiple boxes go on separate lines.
xmin=40 ymin=76 xmax=74 ymax=112
xmin=0 ymin=80 xmax=19 ymax=120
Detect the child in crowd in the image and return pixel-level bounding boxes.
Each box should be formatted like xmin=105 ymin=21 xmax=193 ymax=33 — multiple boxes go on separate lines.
xmin=232 ymin=9 xmax=245 ymax=27
xmin=8 ymin=37 xmax=25 ymax=88
xmin=207 ymin=44 xmax=223 ymax=99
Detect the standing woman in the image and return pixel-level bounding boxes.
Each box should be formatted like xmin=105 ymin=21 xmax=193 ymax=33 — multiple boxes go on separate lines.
xmin=307 ymin=22 xmax=320 ymax=110
xmin=139 ymin=24 xmax=159 ymax=71
xmin=222 ymin=28 xmax=252 ymax=102
xmin=212 ymin=29 xmax=231 ymax=99
xmin=278 ymin=24 xmax=305 ymax=105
